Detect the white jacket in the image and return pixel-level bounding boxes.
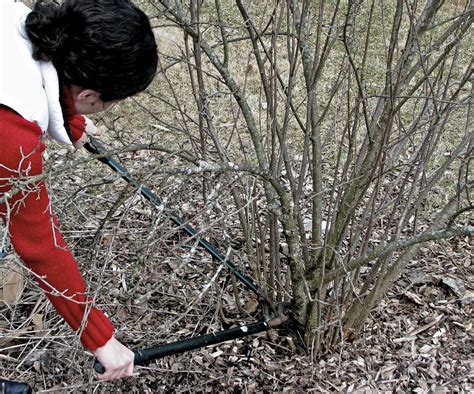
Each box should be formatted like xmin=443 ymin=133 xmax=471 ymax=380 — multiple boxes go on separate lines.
xmin=0 ymin=0 xmax=71 ymax=144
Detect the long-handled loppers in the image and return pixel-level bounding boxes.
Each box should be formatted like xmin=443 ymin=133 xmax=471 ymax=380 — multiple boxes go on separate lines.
xmin=84 ymin=137 xmax=288 ymax=373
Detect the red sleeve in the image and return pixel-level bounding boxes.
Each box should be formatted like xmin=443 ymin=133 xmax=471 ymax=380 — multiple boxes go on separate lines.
xmin=0 ymin=106 xmax=114 ymax=351
xmin=60 ymin=84 xmax=86 ymax=144
xmin=68 ymin=114 xmax=87 ymax=143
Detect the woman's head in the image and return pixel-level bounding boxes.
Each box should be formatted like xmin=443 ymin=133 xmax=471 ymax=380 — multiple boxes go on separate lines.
xmin=25 ymin=0 xmax=158 ymax=102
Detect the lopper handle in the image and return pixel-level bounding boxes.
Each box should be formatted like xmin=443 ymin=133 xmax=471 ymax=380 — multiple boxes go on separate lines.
xmin=93 ymin=360 xmax=105 ymax=374
xmin=93 ymin=321 xmax=271 ymax=374
xmin=0 ymin=379 xmax=32 ymax=394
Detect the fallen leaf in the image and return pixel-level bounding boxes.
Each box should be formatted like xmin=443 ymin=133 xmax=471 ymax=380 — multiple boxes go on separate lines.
xmin=210 ymin=350 xmax=224 ymax=358
xmin=404 ymin=291 xmax=424 ymax=305
xmin=441 ymin=277 xmax=466 ymax=298
xmin=0 ymin=261 xmax=24 ymax=306
xmin=116 ymin=305 xmax=128 ymax=321
xmin=461 ymin=290 xmax=474 ymax=303
xmin=243 ymin=298 xmax=259 ymax=313
xmin=31 ymin=313 xmax=44 ymax=331
xmin=407 ymin=315 xmax=443 ymax=337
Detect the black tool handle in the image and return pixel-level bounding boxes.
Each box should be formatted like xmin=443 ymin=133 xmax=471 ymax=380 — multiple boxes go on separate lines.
xmin=93 ymin=321 xmax=269 ymax=374
xmin=0 ymin=379 xmax=32 ymax=394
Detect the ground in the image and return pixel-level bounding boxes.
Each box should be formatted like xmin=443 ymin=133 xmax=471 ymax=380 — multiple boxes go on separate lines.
xmin=1 ymin=184 xmax=472 ymax=392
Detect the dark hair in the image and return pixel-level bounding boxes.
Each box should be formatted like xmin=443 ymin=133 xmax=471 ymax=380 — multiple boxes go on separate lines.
xmin=25 ymin=0 xmax=158 ymax=101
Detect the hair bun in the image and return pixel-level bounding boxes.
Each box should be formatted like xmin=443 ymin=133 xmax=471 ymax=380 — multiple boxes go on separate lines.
xmin=25 ymin=1 xmax=66 ymax=61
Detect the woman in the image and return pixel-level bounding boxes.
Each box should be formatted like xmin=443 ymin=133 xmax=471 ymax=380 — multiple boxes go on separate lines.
xmin=0 ymin=0 xmax=158 ymax=382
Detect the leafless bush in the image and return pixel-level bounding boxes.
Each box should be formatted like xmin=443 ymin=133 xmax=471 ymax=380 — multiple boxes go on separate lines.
xmin=135 ymin=0 xmax=473 ymax=355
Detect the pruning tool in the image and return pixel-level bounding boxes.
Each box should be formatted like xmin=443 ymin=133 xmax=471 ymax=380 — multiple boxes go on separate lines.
xmin=83 ymin=137 xmax=290 ymax=373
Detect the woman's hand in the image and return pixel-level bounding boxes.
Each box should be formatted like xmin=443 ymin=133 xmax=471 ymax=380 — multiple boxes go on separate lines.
xmin=72 ymin=131 xmax=89 ymax=150
xmin=93 ymin=336 xmax=135 ymax=381
xmin=73 ymin=116 xmax=96 ymax=149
